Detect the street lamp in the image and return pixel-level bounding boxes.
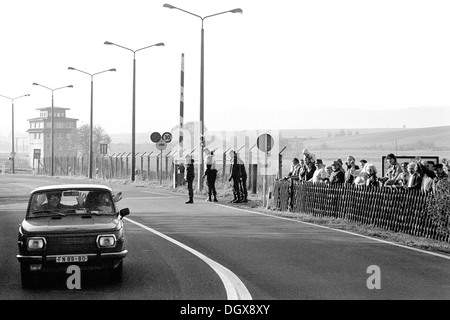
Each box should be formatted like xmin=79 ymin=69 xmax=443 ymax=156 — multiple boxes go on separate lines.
xmin=104 ymin=41 xmax=164 ymax=182
xmin=0 ymin=93 xmax=30 ymax=174
xmin=68 ymin=67 xmax=116 ymax=179
xmin=32 ymin=83 xmax=73 ymax=176
xmin=163 ymin=3 xmax=243 ymax=191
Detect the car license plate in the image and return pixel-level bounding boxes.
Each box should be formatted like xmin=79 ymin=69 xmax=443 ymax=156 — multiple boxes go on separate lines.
xmin=56 ymin=255 xmax=88 ymax=263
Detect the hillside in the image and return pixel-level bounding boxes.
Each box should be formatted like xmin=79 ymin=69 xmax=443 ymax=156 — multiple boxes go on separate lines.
xmin=301 ymin=126 xmax=450 ymax=151
xmin=106 ymin=126 xmax=450 ymax=156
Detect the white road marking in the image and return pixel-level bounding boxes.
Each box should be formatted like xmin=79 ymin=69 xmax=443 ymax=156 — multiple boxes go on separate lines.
xmin=216 ymin=204 xmax=450 ymax=261
xmin=124 ymin=217 xmax=252 ymax=300
xmin=141 ymin=190 xmax=184 ymax=197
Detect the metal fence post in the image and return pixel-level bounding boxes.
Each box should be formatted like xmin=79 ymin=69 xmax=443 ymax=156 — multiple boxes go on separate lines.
xmin=147 ymin=152 xmax=153 ymax=180
xmin=278 ymin=146 xmax=286 ymax=180
xmin=165 ymin=151 xmax=172 ymax=180
xmin=222 ymin=148 xmax=230 ymax=183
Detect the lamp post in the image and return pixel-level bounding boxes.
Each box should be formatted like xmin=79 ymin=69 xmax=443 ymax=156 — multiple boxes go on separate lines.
xmin=0 ymin=93 xmax=30 ymax=174
xmin=104 ymin=41 xmax=164 ymax=182
xmin=163 ymin=3 xmax=243 ymax=191
xmin=68 ymin=67 xmax=116 ymax=179
xmin=32 ymin=83 xmax=73 ymax=176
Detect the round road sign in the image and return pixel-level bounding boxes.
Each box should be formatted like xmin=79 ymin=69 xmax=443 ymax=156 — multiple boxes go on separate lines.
xmin=156 ymin=140 xmax=167 ymax=151
xmin=257 ymin=133 xmax=274 ymax=153
xmin=161 ymin=132 xmax=172 ymax=143
xmin=150 ymin=132 xmax=161 ymax=143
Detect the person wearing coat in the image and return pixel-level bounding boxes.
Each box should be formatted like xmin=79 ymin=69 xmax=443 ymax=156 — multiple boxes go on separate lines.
xmin=228 ymin=150 xmax=242 ymax=203
xmin=203 ymin=148 xmax=218 ymax=202
xmin=184 ymin=155 xmax=195 ymax=204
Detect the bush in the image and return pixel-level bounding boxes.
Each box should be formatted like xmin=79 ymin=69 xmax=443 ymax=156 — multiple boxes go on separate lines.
xmin=426 ymin=179 xmax=450 ymax=235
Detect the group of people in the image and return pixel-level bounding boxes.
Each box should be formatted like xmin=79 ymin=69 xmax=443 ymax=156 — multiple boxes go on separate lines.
xmin=183 ymin=148 xmax=249 ymax=204
xmin=183 ymin=148 xmax=219 ymax=204
xmin=283 ymin=149 xmax=449 ymax=193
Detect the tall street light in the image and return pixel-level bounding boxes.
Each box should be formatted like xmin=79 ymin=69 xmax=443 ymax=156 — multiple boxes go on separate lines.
xmin=0 ymin=93 xmax=30 ymax=174
xmin=68 ymin=67 xmax=116 ymax=179
xmin=163 ymin=3 xmax=243 ymax=191
xmin=32 ymin=83 xmax=73 ymax=176
xmin=104 ymin=41 xmax=164 ymax=182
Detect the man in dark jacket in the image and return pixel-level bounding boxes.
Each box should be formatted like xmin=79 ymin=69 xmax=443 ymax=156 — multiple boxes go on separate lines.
xmin=184 ymin=156 xmax=195 ymax=204
xmin=329 ymin=160 xmax=345 ymax=184
xmin=406 ymin=163 xmax=422 ymax=190
xmin=229 ymin=150 xmax=242 ymax=203
xmin=203 ymin=149 xmax=218 ymax=202
xmin=237 ymin=153 xmax=248 ymax=203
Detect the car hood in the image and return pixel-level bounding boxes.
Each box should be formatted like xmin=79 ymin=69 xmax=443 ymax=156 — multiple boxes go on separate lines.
xmin=21 ymin=215 xmax=120 ymax=234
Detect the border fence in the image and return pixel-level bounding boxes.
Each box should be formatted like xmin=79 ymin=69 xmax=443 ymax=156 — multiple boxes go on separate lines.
xmin=11 ymin=153 xmax=269 ymax=193
xmin=272 ymin=180 xmax=450 ymax=243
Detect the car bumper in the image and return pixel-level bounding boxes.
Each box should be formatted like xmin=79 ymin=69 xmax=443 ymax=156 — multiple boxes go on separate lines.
xmin=17 ymin=250 xmax=127 ymax=266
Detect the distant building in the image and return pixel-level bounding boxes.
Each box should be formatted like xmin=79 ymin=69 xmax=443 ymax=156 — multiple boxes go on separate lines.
xmin=27 ymin=107 xmax=78 ymax=166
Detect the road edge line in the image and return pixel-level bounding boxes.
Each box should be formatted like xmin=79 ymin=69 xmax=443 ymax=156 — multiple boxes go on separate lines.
xmin=123 ymin=217 xmax=253 ymax=300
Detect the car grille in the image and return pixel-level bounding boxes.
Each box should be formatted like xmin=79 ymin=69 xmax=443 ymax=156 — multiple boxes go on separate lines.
xmin=45 ymin=235 xmax=98 ymax=255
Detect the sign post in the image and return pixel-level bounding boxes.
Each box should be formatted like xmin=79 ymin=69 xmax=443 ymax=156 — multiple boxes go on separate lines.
xmin=151 ymin=132 xmax=172 ymax=184
xmin=257 ymin=134 xmax=274 ymax=208
xmin=155 ymin=140 xmax=167 ymax=184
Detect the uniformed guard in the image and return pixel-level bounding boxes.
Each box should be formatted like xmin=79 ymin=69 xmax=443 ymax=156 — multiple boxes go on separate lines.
xmin=228 ymin=150 xmax=242 ymax=203
xmin=184 ymin=155 xmax=195 ymax=204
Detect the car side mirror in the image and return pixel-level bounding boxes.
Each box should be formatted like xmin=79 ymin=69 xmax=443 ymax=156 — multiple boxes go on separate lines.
xmin=119 ymin=208 xmax=130 ymax=218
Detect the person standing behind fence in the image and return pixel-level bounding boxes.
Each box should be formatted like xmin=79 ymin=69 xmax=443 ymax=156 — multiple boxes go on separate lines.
xmin=309 ymin=159 xmax=328 ymax=183
xmin=284 ymin=158 xmax=301 ymax=181
xmin=203 ymin=149 xmax=218 ymax=202
xmin=323 ymin=165 xmax=333 ymax=183
xmin=305 ymin=161 xmax=316 ymax=181
xmin=299 ymin=159 xmax=308 ymax=181
xmin=344 ymin=156 xmax=359 ymax=184
xmin=416 ymin=159 xmax=436 ymax=192
xmin=365 ymin=163 xmax=380 ymax=187
xmin=184 ymin=155 xmax=195 ymax=204
xmin=433 ymin=163 xmax=448 ymax=182
xmin=406 ymin=162 xmax=422 ymax=190
xmin=380 ymin=153 xmax=401 ymax=186
xmin=359 ymin=159 xmax=367 ymax=170
xmin=395 ymin=162 xmax=410 ymax=187
xmin=302 ymin=148 xmax=316 ymax=166
xmin=354 ymin=163 xmax=369 ymax=186
xmin=329 ymin=160 xmax=345 ymax=184
xmin=228 ymin=150 xmax=242 ymax=203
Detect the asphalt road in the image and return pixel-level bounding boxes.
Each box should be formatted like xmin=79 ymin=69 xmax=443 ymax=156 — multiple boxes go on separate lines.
xmin=1 ymin=174 xmax=450 ymax=300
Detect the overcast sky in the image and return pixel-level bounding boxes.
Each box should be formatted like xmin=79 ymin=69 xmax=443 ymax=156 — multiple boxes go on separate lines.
xmin=1 ymin=0 xmax=450 ymax=138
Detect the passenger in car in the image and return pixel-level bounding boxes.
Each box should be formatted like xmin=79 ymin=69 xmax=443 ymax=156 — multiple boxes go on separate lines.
xmin=84 ymin=192 xmax=113 ymax=213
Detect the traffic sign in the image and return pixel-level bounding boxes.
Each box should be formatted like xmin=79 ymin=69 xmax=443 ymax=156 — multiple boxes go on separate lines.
xmin=161 ymin=132 xmax=172 ymax=143
xmin=10 ymin=151 xmax=16 ymax=157
xmin=150 ymin=132 xmax=161 ymax=143
xmin=257 ymin=134 xmax=274 ymax=152
xmin=155 ymin=140 xmax=167 ymax=151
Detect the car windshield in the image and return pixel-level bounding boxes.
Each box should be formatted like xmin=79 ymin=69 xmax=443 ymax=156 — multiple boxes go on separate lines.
xmin=28 ymin=189 xmax=115 ymax=218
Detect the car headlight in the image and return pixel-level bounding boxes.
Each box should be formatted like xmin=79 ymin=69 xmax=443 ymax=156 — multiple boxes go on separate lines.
xmin=97 ymin=235 xmax=116 ymax=248
xmin=27 ymin=237 xmax=46 ymax=251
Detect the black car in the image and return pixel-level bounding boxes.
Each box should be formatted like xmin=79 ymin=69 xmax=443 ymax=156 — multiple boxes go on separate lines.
xmin=17 ymin=184 xmax=130 ymax=288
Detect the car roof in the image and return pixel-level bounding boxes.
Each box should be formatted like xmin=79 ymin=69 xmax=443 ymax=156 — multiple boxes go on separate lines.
xmin=31 ymin=184 xmax=112 ymax=194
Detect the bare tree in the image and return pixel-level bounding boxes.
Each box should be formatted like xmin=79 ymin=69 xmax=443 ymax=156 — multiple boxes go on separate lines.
xmin=69 ymin=124 xmax=111 ymax=156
